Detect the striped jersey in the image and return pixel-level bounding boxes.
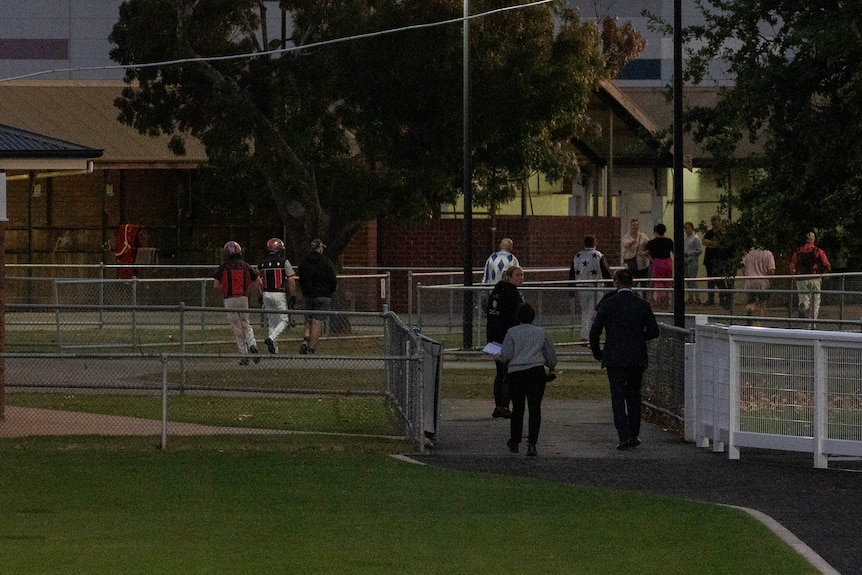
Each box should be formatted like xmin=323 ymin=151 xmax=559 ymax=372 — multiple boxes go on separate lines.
xmin=213 ymin=258 xmax=258 ymax=299
xmin=259 ymin=253 xmax=296 ymax=292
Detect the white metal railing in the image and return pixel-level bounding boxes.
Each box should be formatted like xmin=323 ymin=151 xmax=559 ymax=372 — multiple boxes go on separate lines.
xmin=691 ymin=320 xmax=862 ymax=468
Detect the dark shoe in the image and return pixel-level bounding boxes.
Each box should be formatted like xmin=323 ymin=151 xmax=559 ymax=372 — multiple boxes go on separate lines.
xmin=264 ymin=337 xmax=276 ymax=354
xmin=500 ymin=407 xmax=512 ymax=419
xmin=616 ymin=440 xmax=630 ymax=450
xmin=628 ymin=436 xmax=641 ymax=448
xmin=299 ymin=341 xmax=309 ymax=355
xmin=492 ymin=408 xmax=505 ymax=418
xmin=239 ymin=357 xmax=250 ymax=366
xmin=307 ymin=348 xmax=315 ymax=354
xmin=506 ymin=439 xmax=519 ymax=453
xmin=250 ymin=345 xmax=260 ymax=363
xmin=526 ymin=444 xmax=537 ymax=457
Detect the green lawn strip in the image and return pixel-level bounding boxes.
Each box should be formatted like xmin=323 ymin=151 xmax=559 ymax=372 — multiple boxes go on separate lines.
xmin=6 ymin=393 xmax=401 ymax=436
xmin=138 ymin=366 xmax=387 ymax=392
xmin=0 ymin=451 xmax=816 ymax=575
xmin=7 ymin=367 xmax=608 ymax=424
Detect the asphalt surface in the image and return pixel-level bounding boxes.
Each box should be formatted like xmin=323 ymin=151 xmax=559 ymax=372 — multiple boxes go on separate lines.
xmin=416 ymin=398 xmax=861 ymax=575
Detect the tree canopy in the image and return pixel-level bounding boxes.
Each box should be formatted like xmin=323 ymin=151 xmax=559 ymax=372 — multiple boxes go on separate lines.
xmin=684 ymin=0 xmax=862 ymax=267
xmin=109 ymin=0 xmax=644 ymax=262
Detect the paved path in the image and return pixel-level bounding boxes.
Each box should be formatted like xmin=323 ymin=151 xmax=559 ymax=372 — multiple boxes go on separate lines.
xmin=0 ymin=406 xmax=277 ymax=437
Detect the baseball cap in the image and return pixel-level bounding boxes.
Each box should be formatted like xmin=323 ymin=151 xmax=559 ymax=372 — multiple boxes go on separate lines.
xmin=310 ymin=239 xmax=326 ymax=249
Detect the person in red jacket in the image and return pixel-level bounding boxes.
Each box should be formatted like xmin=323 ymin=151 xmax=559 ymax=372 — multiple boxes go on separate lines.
xmin=213 ymin=241 xmax=262 ymax=365
xmin=790 ymin=232 xmax=831 ymax=321
xmin=259 ymin=238 xmax=298 ymax=354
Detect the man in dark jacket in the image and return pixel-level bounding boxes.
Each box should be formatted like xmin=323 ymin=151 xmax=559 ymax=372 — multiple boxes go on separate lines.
xmin=486 ymin=266 xmax=524 ymax=418
xmin=589 ymin=268 xmax=660 ymax=450
xmin=298 ymin=239 xmax=338 ymax=354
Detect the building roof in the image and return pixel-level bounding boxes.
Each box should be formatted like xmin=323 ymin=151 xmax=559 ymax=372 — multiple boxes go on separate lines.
xmin=0 ymin=81 xmax=207 ymax=170
xmin=619 ymin=85 xmax=763 ymax=164
xmin=0 ymin=123 xmax=103 ymax=172
xmin=0 ymin=123 xmax=102 ymax=158
xmin=0 ymin=80 xmax=755 ymax=174
xmin=572 ymin=82 xmax=762 ymax=169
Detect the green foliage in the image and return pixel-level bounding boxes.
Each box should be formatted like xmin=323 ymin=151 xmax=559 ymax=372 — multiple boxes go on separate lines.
xmin=109 ymin=0 xmax=643 ymax=260
xmin=684 ymin=0 xmax=862 ymax=264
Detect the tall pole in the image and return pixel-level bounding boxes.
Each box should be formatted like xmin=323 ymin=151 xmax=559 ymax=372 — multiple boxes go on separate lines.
xmin=462 ymin=0 xmax=474 ymax=348
xmin=0 ymin=173 xmax=6 ymax=421
xmin=672 ymin=0 xmax=685 ymax=328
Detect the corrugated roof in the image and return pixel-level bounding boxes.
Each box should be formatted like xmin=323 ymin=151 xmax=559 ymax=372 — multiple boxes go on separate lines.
xmin=0 ymin=81 xmax=207 ymax=168
xmin=0 ymin=123 xmax=102 ymax=159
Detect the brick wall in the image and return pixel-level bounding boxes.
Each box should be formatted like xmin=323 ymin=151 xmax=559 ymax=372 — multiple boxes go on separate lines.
xmin=354 ymin=215 xmax=621 ymax=312
xmin=2 ymin=168 xmax=620 ymax=314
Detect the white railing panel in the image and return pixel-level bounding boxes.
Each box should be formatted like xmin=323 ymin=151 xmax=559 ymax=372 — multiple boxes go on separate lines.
xmin=693 ymin=324 xmax=862 ymax=468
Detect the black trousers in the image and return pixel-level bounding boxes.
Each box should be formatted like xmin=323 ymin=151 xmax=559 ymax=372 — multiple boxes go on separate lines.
xmin=606 ymin=366 xmax=644 ymax=443
xmin=493 ymin=359 xmax=511 ymax=409
xmin=507 ymin=366 xmax=547 ymax=445
xmin=706 ymin=262 xmax=730 ymax=306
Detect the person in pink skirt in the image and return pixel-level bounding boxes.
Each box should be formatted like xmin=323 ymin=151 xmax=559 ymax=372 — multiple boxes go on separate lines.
xmin=646 ymin=223 xmax=674 ymax=310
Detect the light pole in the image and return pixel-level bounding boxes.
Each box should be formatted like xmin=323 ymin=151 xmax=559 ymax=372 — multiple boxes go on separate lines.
xmin=672 ymin=0 xmax=685 ymax=328
xmin=462 ymin=0 xmax=474 ymax=348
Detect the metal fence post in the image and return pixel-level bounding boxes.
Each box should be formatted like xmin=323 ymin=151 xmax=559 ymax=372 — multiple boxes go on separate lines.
xmin=384 ymin=271 xmax=391 ymax=312
xmin=99 ymin=262 xmax=106 ymax=328
xmin=52 ymin=279 xmax=62 ymax=349
xmin=179 ymin=302 xmax=186 ymax=392
xmin=200 ymin=279 xmax=208 ymax=340
xmin=131 ymin=277 xmax=139 ymax=352
xmin=416 ymin=282 xmax=423 ymax=330
xmin=407 ymin=270 xmax=414 ymax=325
xmin=161 ymin=353 xmax=168 ymax=450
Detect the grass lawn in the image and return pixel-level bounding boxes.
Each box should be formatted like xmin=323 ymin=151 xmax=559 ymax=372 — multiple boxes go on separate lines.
xmin=0 ymin=329 xmax=819 ymax=573
xmin=5 ymin=367 xmax=609 ymax=432
xmin=0 ymin=442 xmax=817 ymax=575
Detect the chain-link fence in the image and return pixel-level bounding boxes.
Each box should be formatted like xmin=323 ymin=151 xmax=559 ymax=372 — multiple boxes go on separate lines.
xmin=5 ymin=268 xmax=391 ymax=314
xmin=415 ymin=282 xmax=693 ymax=429
xmin=0 ymin=309 xmax=441 ymax=453
xmin=643 ymin=323 xmax=693 ymax=426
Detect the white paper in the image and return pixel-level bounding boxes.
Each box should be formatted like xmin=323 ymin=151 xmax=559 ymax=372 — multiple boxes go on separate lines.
xmin=482 ymin=342 xmax=502 ymax=355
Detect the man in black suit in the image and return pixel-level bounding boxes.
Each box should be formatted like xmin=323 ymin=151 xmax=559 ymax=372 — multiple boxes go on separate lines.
xmin=589 ymin=268 xmax=660 ymax=450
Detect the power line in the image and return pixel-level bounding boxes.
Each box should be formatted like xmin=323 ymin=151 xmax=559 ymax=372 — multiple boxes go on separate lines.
xmin=0 ymin=0 xmax=554 ymax=83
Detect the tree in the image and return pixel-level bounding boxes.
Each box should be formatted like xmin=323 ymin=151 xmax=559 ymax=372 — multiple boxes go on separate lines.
xmin=684 ymin=0 xmax=862 ymax=267
xmin=109 ymin=0 xmax=644 ymax=264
